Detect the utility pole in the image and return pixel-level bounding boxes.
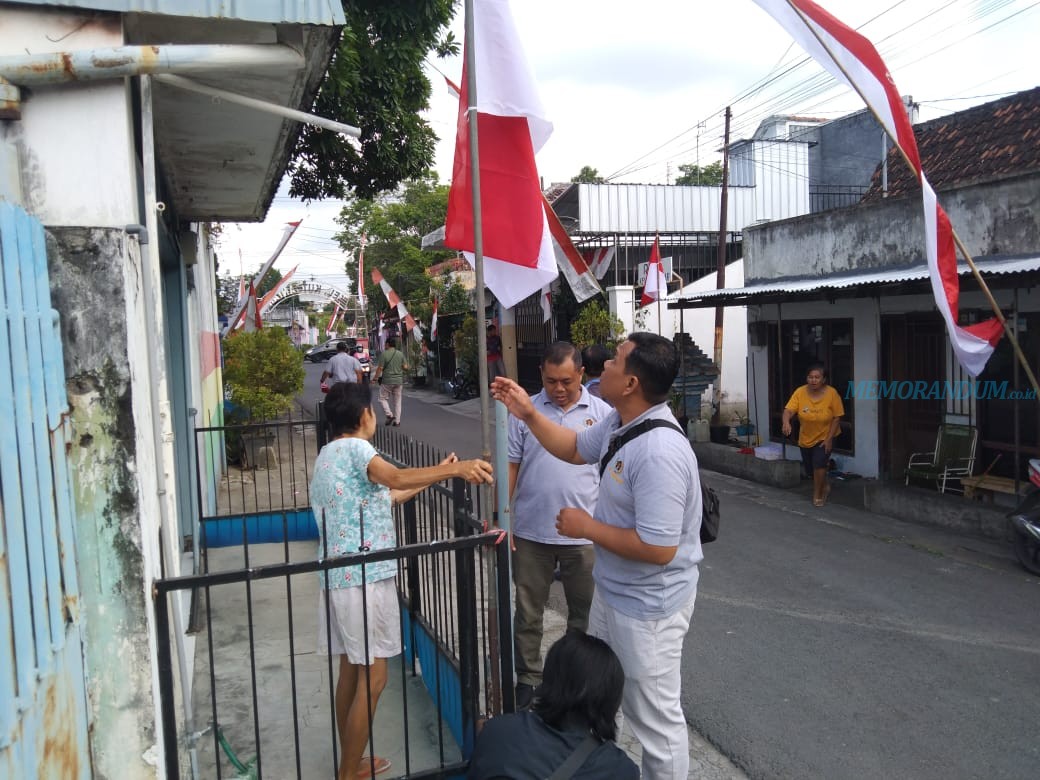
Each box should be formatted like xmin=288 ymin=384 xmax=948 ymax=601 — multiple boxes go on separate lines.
xmin=711 ymin=106 xmax=732 ymax=425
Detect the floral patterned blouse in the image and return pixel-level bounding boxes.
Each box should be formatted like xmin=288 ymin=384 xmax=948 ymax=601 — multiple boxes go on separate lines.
xmin=310 ymin=437 xmax=397 ymax=588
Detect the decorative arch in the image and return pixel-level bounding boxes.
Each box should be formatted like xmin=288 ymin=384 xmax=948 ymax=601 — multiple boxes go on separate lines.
xmin=264 ymin=279 xmax=354 ymax=312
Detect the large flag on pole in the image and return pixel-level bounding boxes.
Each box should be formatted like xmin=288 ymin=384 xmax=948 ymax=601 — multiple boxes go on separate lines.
xmin=244 ymin=282 xmax=262 ymax=332
xmin=542 ymin=194 xmax=603 ymax=303
xmin=430 ymin=298 xmax=439 ymax=342
xmin=444 ymin=0 xmax=558 ymax=309
xmin=540 ymin=285 xmax=552 ymax=323
xmin=640 ymin=236 xmax=667 ymax=307
xmin=357 ymin=233 xmax=367 ymax=308
xmin=752 ymin=0 xmax=1003 ymax=376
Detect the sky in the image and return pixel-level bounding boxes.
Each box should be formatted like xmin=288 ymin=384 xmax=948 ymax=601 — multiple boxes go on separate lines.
xmin=215 ymin=0 xmax=1039 ymax=296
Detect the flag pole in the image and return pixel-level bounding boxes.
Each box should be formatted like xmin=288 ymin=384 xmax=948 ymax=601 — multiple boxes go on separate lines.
xmin=463 ymin=0 xmax=505 ymax=716
xmin=781 ymin=0 xmax=1038 ymax=397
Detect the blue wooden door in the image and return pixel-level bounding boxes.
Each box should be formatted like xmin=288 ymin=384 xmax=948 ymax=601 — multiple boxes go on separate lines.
xmin=0 ymin=202 xmax=91 ymax=778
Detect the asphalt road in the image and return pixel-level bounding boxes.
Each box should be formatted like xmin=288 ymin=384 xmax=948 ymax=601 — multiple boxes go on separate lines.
xmin=296 ymin=367 xmax=1040 ymax=778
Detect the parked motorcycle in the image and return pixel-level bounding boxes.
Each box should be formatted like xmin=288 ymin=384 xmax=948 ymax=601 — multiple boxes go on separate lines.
xmin=449 ymin=361 xmax=477 ymax=400
xmin=1008 ymin=458 xmax=1040 ymax=575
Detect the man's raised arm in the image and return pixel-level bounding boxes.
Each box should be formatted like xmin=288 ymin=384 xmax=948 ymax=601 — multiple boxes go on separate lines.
xmin=491 ymin=377 xmax=584 ymax=465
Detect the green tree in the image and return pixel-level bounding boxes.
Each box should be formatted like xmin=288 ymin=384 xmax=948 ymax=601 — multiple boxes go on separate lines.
xmin=215 ymin=268 xmax=283 ymax=317
xmin=571 ymin=165 xmax=606 ymax=183
xmin=336 ymin=174 xmax=456 ymax=326
xmin=439 ymin=278 xmax=471 ymax=315
xmin=569 ymin=300 xmax=625 ymax=350
xmin=452 ymin=315 xmax=478 ymax=381
xmin=223 ymin=328 xmax=305 ymax=420
xmin=674 ymin=161 xmax=724 ymax=186
xmin=287 ymin=1 xmax=459 ymax=201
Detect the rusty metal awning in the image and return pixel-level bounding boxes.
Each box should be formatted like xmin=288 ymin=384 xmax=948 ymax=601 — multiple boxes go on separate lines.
xmin=669 ymin=253 xmax=1040 ymax=309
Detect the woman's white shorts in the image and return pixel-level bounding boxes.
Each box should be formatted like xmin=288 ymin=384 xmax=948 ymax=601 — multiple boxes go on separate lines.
xmin=317 ymin=579 xmax=402 ymax=664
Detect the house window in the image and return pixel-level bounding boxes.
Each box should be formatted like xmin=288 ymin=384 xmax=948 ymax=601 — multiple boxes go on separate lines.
xmin=766 ymin=318 xmax=855 ymax=454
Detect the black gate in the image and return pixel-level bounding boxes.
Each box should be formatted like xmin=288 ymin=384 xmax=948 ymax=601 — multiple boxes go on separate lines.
xmin=154 ymin=420 xmax=513 ymax=778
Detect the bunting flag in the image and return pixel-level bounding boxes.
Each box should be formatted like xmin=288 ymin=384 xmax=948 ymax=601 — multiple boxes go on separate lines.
xmin=542 ymin=194 xmax=603 ymax=303
xmin=445 ymin=74 xmax=462 ymax=99
xmin=237 ymin=276 xmax=247 ymax=305
xmin=371 ymin=267 xmax=423 ymax=343
xmin=244 ymin=282 xmax=262 ymax=332
xmin=326 ymin=304 xmax=340 ymax=337
xmin=443 ymin=0 xmax=558 ymax=309
xmin=357 ymin=233 xmax=367 ymax=307
xmin=258 ymin=264 xmax=298 ymax=313
xmin=540 ymin=285 xmax=552 ymax=323
xmin=640 ymin=236 xmax=667 ymax=307
xmin=582 ymin=246 xmax=616 ymax=280
xmin=752 ymin=0 xmax=1003 ymax=376
xmin=430 ymin=298 xmax=439 ymax=342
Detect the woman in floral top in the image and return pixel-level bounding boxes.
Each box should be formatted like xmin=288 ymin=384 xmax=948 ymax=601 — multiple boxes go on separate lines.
xmin=312 ymin=382 xmax=492 ymax=780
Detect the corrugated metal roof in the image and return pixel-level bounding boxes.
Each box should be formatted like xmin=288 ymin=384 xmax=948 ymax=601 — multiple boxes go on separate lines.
xmin=669 ymin=254 xmax=1040 ymax=308
xmin=4 ymin=0 xmax=345 ymax=25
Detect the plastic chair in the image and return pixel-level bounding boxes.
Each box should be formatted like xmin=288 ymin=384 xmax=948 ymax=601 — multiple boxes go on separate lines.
xmin=904 ymin=424 xmax=978 ymax=494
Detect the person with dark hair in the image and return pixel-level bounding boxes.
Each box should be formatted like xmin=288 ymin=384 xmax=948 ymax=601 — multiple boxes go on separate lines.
xmin=311 ymin=382 xmax=493 ymax=780
xmin=508 ymin=342 xmax=611 ymax=710
xmin=782 ymin=362 xmax=844 ymax=507
xmin=373 ymin=337 xmax=407 ymax=426
xmin=322 ymin=341 xmax=364 ymax=387
xmin=580 ymin=344 xmax=612 ymax=402
xmin=467 ymin=630 xmax=638 ymax=779
xmin=491 ymin=332 xmax=702 ymax=780
xmin=486 ymin=324 xmax=506 ymax=381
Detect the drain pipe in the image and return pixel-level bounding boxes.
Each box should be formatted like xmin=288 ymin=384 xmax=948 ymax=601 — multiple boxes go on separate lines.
xmin=138 ymin=73 xmax=200 ymax=780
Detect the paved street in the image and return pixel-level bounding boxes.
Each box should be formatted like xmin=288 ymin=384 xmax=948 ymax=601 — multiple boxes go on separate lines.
xmin=296 ymin=368 xmax=1040 ymax=778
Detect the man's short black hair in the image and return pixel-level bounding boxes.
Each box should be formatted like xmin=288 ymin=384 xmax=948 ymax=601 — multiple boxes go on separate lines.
xmin=534 ymin=630 xmax=625 ymax=742
xmin=541 ymin=341 xmax=581 ymax=370
xmin=385 ymin=337 xmax=397 ymax=348
xmin=624 ymin=332 xmax=678 ymax=404
xmin=581 ymin=344 xmax=611 ymax=378
xmin=336 ymin=341 xmax=348 ymax=353
xmin=323 ymin=382 xmax=372 ymax=436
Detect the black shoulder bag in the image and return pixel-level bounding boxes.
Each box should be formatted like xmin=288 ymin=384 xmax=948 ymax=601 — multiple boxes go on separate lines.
xmin=598 ymin=419 xmax=720 ymax=544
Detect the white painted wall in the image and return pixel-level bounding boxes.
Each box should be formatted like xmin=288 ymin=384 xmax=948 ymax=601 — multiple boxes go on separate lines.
xmin=609 ymin=260 xmax=749 ymax=420
xmin=1 ymin=8 xmax=138 ymax=227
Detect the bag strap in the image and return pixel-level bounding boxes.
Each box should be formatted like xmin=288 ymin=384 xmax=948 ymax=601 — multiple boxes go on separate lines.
xmin=599 ymin=418 xmax=685 ymax=478
xmin=545 ymin=734 xmax=600 ymax=780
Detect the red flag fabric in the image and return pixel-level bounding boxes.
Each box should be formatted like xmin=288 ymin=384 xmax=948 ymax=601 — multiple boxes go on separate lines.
xmin=371 ymin=268 xmax=423 ymax=342
xmin=540 ymin=286 xmax=552 ymax=323
xmin=582 ymin=246 xmax=616 ymax=281
xmin=443 ymin=0 xmax=558 ymax=308
xmin=640 ymin=237 xmax=667 ymax=307
xmin=445 ymin=75 xmax=462 ymax=99
xmin=326 ymin=304 xmax=340 ymax=337
xmin=258 ymin=264 xmax=298 ymax=313
xmin=245 ymin=282 xmax=262 ymax=332
xmin=542 ymin=195 xmax=603 ymax=303
xmin=753 ymin=0 xmax=1003 ymax=376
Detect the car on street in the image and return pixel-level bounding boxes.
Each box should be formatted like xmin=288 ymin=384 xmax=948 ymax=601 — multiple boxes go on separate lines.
xmin=305 ymin=338 xmax=354 ymax=363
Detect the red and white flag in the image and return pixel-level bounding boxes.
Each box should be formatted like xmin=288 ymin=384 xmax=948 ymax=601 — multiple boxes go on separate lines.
xmin=582 ymin=246 xmax=616 ymax=281
xmin=542 ymin=194 xmax=603 ymax=303
xmin=640 ymin=236 xmax=667 ymax=307
xmin=258 ymin=264 xmax=298 ymax=313
xmin=445 ymin=74 xmax=462 ymax=100
xmin=326 ymin=304 xmax=340 ymax=337
xmin=372 ymin=268 xmax=423 ymax=342
xmin=540 ymin=285 xmax=552 ymax=323
xmin=357 ymin=233 xmax=367 ymax=307
xmin=444 ymin=0 xmax=558 ymax=309
xmin=244 ymin=282 xmax=262 ymax=332
xmin=430 ymin=298 xmax=439 ymax=342
xmin=753 ymin=0 xmax=1003 ymax=376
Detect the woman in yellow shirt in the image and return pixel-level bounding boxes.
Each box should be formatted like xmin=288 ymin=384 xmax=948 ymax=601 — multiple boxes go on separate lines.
xmin=782 ymin=363 xmax=845 ymax=507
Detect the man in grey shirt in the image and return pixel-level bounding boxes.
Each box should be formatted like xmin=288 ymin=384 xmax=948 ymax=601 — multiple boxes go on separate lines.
xmin=508 ymin=342 xmax=612 ymax=709
xmin=321 ymin=341 xmax=363 ymax=387
xmin=492 ymin=333 xmax=701 ymax=780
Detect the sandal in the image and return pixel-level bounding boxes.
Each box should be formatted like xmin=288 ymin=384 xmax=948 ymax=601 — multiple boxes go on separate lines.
xmin=358 ymin=756 xmax=391 ymax=778
xmin=813 ymin=497 xmax=825 ymax=507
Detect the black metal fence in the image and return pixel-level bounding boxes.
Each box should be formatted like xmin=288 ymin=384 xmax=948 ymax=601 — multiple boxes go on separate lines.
xmin=157 ymin=420 xmax=513 ymax=779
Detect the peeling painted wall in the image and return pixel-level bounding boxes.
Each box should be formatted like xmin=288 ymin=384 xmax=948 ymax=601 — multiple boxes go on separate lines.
xmin=744 ymin=174 xmax=1040 ymax=283
xmin=47 ymin=227 xmax=160 ymax=779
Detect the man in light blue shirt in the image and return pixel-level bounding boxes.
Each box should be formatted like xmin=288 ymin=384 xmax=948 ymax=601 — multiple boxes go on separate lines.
xmin=508 ymin=342 xmax=612 ymax=709
xmin=493 ymin=333 xmax=701 ymax=780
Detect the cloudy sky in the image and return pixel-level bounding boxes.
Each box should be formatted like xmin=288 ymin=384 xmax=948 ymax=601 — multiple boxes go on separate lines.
xmin=216 ymin=0 xmax=1038 ymax=293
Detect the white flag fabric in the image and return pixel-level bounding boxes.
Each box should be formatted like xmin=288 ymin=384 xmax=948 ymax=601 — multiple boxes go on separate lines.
xmin=640 ymin=237 xmax=667 ymax=307
xmin=540 ymin=285 xmax=552 ymax=323
xmin=244 ymin=282 xmax=262 ymax=332
xmin=582 ymin=246 xmax=616 ymax=280
xmin=430 ymin=299 xmax=439 ymax=342
xmin=752 ymin=0 xmax=1003 ymax=376
xmin=444 ymin=0 xmax=558 ymax=309
xmin=542 ymin=195 xmax=603 ymax=303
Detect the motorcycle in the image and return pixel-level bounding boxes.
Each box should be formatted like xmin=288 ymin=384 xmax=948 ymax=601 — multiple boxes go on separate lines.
xmin=1008 ymin=458 xmax=1040 ymax=575
xmin=449 ymin=361 xmax=477 ymax=400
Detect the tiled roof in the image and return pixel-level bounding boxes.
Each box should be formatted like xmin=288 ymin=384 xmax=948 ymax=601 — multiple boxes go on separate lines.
xmin=862 ymin=86 xmax=1040 ymax=201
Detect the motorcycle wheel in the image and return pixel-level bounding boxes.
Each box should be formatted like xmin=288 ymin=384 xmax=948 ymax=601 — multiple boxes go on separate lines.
xmin=1011 ymin=527 xmax=1040 ymax=575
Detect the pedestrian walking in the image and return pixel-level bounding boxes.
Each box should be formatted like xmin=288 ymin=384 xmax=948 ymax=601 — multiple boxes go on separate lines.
xmin=781 ymin=362 xmax=844 ymax=507
xmin=322 ymin=341 xmax=364 ymax=388
xmin=373 ymin=337 xmax=407 ymax=426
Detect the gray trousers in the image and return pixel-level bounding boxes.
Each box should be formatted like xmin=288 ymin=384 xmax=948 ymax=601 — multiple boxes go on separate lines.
xmin=512 ymin=536 xmax=595 ymax=687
